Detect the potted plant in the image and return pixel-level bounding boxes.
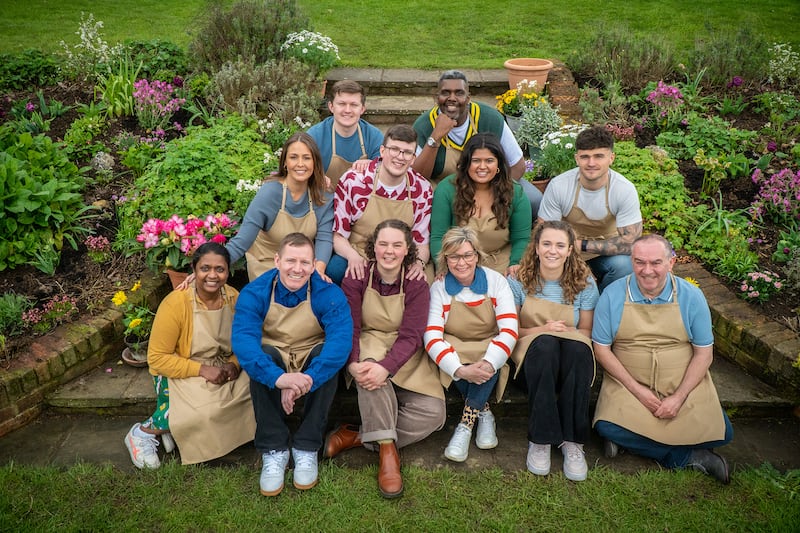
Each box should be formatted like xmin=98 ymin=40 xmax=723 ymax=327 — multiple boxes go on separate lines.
xmin=495 ymin=79 xmax=543 ymax=132
xmin=503 ymin=58 xmax=554 ymax=90
xmin=112 ymin=280 xmax=155 ymax=367
xmin=514 ymin=95 xmax=563 ymax=157
xmin=280 ymin=30 xmax=341 ymax=82
xmin=134 ymin=213 xmax=238 ymax=287
xmin=525 ymin=124 xmax=589 ymax=193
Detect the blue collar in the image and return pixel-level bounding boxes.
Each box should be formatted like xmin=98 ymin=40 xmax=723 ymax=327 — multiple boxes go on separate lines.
xmin=445 ymin=266 xmax=488 ymax=295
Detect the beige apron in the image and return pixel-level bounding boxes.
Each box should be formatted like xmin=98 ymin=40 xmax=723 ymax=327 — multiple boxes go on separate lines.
xmin=441 ymin=293 xmax=510 ymax=402
xmin=564 ymin=176 xmax=617 ymax=262
xmin=168 ymin=286 xmax=256 ymax=465
xmin=261 ymin=278 xmax=325 ymax=372
xmin=432 ymin=114 xmax=478 ymax=186
xmin=466 ymin=214 xmax=511 ymax=275
xmin=592 ymin=275 xmax=726 ymax=445
xmin=510 ymin=295 xmax=594 ymax=380
xmin=348 ymin=164 xmax=414 ymax=259
xmin=354 ymin=266 xmax=444 ymax=399
xmin=327 ymin=123 xmax=368 ymax=190
xmin=245 ymin=183 xmax=317 ymax=281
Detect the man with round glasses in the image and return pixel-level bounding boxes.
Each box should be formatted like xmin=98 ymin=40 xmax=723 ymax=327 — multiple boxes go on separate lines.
xmin=326 ymin=124 xmax=433 ymax=285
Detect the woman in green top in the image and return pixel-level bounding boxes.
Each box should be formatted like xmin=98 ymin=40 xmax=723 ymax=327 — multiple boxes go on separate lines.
xmin=430 ymin=133 xmax=531 ymax=277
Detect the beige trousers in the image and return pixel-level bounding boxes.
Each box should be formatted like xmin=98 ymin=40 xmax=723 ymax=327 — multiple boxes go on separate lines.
xmin=357 ymin=382 xmax=445 ymax=449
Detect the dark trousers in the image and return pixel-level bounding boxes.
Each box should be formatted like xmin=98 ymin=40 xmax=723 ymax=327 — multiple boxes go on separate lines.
xmin=522 ymin=335 xmax=593 ymax=445
xmin=250 ymin=344 xmax=338 ymax=453
xmin=453 ymin=371 xmax=499 ymax=411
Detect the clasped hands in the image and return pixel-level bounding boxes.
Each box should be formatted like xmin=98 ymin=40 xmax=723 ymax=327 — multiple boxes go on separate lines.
xmin=348 ymin=361 xmax=390 ymax=391
xmin=275 ymin=372 xmax=314 ymax=415
xmin=199 ymin=362 xmax=240 ymax=385
xmin=632 ymin=382 xmax=686 ymax=419
xmin=454 ymin=360 xmax=495 ymax=385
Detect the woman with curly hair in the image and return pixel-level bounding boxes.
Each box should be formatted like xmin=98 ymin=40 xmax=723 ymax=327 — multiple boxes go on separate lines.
xmin=430 ymin=132 xmax=531 ymax=276
xmin=507 ymin=220 xmax=599 ymax=482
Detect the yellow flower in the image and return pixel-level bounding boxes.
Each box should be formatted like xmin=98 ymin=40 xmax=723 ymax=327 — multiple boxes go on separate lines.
xmin=112 ymin=291 xmax=127 ymax=306
xmin=131 ymin=281 xmax=142 ymax=292
xmin=129 ymin=318 xmax=143 ymax=329
xmin=685 ymin=277 xmax=700 ymax=287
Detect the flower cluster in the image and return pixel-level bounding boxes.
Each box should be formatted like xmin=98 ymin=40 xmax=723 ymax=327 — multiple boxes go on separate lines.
xmin=645 ymin=80 xmax=685 ymax=130
xmin=604 ymin=123 xmax=636 ymax=141
xmin=495 ymin=80 xmax=543 ymax=117
xmin=84 ymin=235 xmax=111 ymax=263
xmin=514 ymin=94 xmax=562 ymax=151
xmin=751 ymin=168 xmax=800 ymax=227
xmin=258 ymin=115 xmax=310 ymax=171
xmin=739 ymin=270 xmax=783 ymax=303
xmin=22 ymin=294 xmax=79 ymax=335
xmin=280 ymin=30 xmax=340 ymax=73
xmin=112 ymin=281 xmax=154 ymax=338
xmin=132 ymin=79 xmax=186 ymax=132
xmin=768 ymin=43 xmax=799 ymax=88
xmin=135 ymin=213 xmax=238 ymax=273
xmin=531 ymin=124 xmax=588 ymax=179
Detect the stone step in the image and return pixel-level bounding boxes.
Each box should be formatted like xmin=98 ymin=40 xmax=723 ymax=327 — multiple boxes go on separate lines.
xmin=324 ymin=65 xmax=583 ymax=127
xmin=46 ymin=353 xmax=795 ymax=421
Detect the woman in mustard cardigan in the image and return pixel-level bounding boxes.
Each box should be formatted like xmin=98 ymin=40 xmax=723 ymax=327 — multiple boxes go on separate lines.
xmin=123 ymin=242 xmax=255 ymax=469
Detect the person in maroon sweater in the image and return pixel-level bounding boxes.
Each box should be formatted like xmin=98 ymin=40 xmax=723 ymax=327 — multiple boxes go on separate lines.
xmin=325 ymin=219 xmax=445 ymax=498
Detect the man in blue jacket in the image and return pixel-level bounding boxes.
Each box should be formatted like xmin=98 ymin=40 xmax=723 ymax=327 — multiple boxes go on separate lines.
xmin=233 ymin=232 xmax=352 ymax=496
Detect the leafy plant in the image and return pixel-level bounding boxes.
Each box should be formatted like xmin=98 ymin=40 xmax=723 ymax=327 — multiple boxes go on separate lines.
xmin=123 ymin=39 xmax=188 ymax=81
xmin=0 ymin=292 xmax=34 ymax=337
xmin=111 ymin=281 xmax=155 ymax=338
xmin=656 ymin=113 xmax=757 ymax=160
xmin=514 ymin=95 xmax=562 ymax=153
xmin=767 ymin=43 xmax=800 ymax=89
xmin=95 ymin=53 xmax=141 ymax=118
xmin=693 ymin=149 xmax=751 ymax=198
xmin=689 ymin=25 xmax=770 ymax=88
xmin=772 ymin=229 xmax=800 ymax=263
xmin=22 ymin=294 xmax=79 ymax=335
xmin=59 ymin=12 xmax=123 ymax=82
xmin=63 ymin=115 xmax=108 ymax=162
xmin=579 ymin=81 xmax=633 ymax=126
xmin=188 ymin=0 xmax=308 ymax=72
xmin=132 ymin=79 xmax=186 ymax=132
xmin=0 ymin=128 xmax=92 ymax=271
xmin=739 ymin=270 xmax=784 ymax=303
xmin=531 ymin=124 xmax=587 ymax=179
xmin=751 ymin=167 xmax=800 ymax=228
xmin=716 ymin=95 xmax=748 ymax=116
xmin=0 ymin=49 xmax=59 ymax=91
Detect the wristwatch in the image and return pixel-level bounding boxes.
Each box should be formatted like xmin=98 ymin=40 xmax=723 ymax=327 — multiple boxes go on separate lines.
xmin=426 ymin=136 xmax=437 ymax=148
xmin=581 ymin=240 xmax=588 ymax=252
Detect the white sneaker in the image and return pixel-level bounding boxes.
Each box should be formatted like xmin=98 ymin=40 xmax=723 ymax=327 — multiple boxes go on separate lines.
xmin=475 ymin=410 xmax=499 ymax=450
xmin=291 ymin=448 xmax=319 ymax=490
xmin=260 ymin=450 xmax=290 ymax=496
xmin=444 ymin=423 xmax=472 ymax=462
xmin=124 ymin=423 xmax=161 ymax=469
xmin=161 ymin=432 xmax=176 ymax=454
xmin=560 ymin=441 xmax=588 ymax=481
xmin=526 ymin=442 xmax=551 ymax=476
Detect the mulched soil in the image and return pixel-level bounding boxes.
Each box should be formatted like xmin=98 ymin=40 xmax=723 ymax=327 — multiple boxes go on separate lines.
xmin=1 ymin=83 xmax=798 ymax=365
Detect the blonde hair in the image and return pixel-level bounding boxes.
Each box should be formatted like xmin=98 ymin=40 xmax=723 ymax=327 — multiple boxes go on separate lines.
xmin=436 ymin=226 xmax=485 ymax=274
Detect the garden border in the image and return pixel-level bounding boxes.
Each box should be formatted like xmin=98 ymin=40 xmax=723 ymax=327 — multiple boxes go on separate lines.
xmin=0 ymin=262 xmax=797 ymax=438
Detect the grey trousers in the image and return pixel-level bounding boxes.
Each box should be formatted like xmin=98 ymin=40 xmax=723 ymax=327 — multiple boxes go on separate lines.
xmin=356 ymin=382 xmax=446 ymax=449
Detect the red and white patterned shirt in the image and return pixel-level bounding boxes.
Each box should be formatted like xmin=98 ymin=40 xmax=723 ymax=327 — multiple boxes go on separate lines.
xmin=333 ymin=158 xmax=432 ymax=245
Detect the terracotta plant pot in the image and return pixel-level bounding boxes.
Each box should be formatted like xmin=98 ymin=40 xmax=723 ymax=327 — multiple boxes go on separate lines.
xmin=122 ymin=335 xmax=149 ymax=367
xmin=166 ymin=268 xmax=189 ymax=289
xmin=503 ymin=58 xmax=554 ymax=91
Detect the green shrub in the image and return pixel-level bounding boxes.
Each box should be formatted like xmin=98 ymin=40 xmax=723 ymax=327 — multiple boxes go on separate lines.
xmin=119 ymin=139 xmax=164 ymax=178
xmin=115 ymin=115 xmax=269 ymax=252
xmin=689 ymin=26 xmax=770 ymax=89
xmin=0 ymin=49 xmax=59 ymax=92
xmin=59 ymin=12 xmax=124 ymax=82
xmin=206 ymin=57 xmax=320 ymax=124
xmin=656 ymin=113 xmax=757 ymax=160
xmin=95 ymin=54 xmax=141 ymax=118
xmin=123 ymin=39 xmax=188 ymax=81
xmin=568 ymin=24 xmax=677 ymax=92
xmin=0 ymin=127 xmax=93 ymax=271
xmin=188 ymin=0 xmax=308 ymax=73
xmin=63 ymin=115 xmax=108 ymax=163
xmin=0 ymin=292 xmax=33 ymax=337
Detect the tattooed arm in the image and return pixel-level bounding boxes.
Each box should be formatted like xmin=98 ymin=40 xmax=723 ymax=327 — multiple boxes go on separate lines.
xmin=583 ymin=221 xmax=642 ymax=256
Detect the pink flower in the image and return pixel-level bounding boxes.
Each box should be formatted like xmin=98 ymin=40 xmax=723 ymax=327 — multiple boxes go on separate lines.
xmin=25 ymin=101 xmax=35 ymax=112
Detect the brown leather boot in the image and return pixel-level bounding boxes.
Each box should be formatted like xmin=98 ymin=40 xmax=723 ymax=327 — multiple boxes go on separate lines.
xmin=323 ymin=425 xmax=362 ymax=458
xmin=378 ymin=441 xmax=403 ymax=498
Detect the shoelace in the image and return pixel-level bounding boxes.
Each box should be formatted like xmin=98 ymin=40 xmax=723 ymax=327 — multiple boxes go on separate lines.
xmin=135 ymin=432 xmax=159 ymax=454
xmin=263 ymin=452 xmax=287 ymax=474
xmin=293 ymin=452 xmax=316 ymax=469
xmin=561 ymin=442 xmax=584 ymax=461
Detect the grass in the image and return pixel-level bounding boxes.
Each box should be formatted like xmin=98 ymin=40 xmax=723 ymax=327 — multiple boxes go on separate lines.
xmin=0 ymin=0 xmax=798 ymax=68
xmin=1 ymin=461 xmax=798 ymax=531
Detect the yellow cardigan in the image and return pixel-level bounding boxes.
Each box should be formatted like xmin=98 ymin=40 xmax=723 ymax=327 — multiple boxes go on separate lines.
xmin=147 ymin=285 xmax=239 ymax=378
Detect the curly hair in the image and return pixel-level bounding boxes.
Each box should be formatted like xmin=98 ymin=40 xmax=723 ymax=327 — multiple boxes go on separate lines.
xmin=274 ymin=131 xmax=327 ymax=207
xmin=517 ymin=221 xmax=593 ymax=304
xmin=365 ymin=219 xmax=418 ymax=269
xmin=453 ymin=133 xmax=513 ymax=229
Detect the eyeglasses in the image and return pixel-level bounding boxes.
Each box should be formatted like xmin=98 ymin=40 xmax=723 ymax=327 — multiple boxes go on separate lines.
xmin=383 ymin=145 xmax=416 ymax=160
xmin=446 ymin=251 xmax=478 ymax=264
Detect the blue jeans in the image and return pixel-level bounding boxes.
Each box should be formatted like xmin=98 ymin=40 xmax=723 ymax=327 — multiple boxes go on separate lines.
xmin=595 ymin=410 xmax=734 ymax=468
xmin=453 ymin=371 xmax=500 ymax=411
xmin=587 ymin=254 xmax=633 ymax=292
xmin=325 ymin=254 xmax=348 ymax=285
xmin=519 ymin=178 xmax=542 ymax=220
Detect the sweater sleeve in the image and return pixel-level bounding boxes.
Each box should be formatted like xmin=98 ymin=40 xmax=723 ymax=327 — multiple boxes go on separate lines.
xmin=226 ymin=181 xmax=282 ymax=264
xmin=430 ymin=177 xmax=456 ymax=269
xmin=147 ymin=290 xmax=202 ymax=379
xmin=424 ymin=281 xmax=463 ymax=379
xmin=313 ymin=194 xmax=335 ymax=265
xmin=508 ymin=183 xmax=532 ymax=266
xmin=482 ymin=270 xmax=519 ymax=371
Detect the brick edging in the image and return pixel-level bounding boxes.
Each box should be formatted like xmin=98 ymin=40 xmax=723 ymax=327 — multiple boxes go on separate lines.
xmin=674 ymin=263 xmax=800 ymax=401
xmin=0 ymin=272 xmax=168 ymax=437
